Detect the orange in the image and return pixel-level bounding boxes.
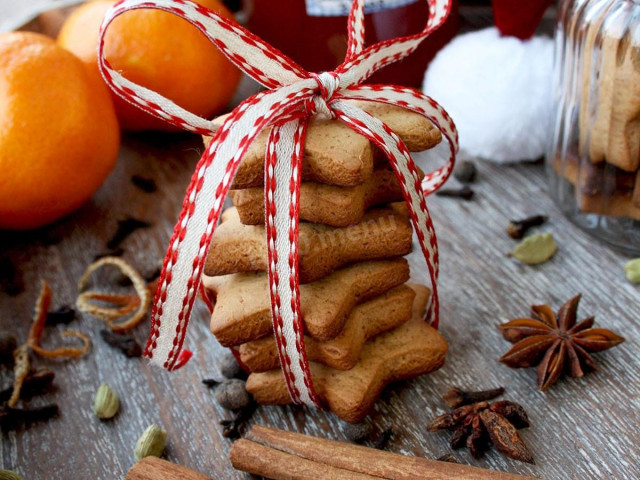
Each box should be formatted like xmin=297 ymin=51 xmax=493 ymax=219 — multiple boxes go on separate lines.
xmin=57 ymin=0 xmax=242 ymax=131
xmin=0 ymin=32 xmax=120 ymax=230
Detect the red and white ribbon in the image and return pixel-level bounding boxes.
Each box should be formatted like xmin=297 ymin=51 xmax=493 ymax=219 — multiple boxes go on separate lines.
xmin=98 ymin=0 xmax=458 ymax=407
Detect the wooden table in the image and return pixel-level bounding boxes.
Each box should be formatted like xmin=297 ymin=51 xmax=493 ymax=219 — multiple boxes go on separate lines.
xmin=1 ymin=133 xmax=638 ymax=480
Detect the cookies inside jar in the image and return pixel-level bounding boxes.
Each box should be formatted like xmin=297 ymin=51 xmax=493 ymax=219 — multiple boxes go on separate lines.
xmin=548 ymin=0 xmax=640 ymax=253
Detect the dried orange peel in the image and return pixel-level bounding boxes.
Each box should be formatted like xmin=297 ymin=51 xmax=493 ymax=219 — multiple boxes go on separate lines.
xmin=76 ymin=256 xmax=151 ymax=332
xmin=27 ymin=279 xmax=91 ymax=359
xmin=9 ymin=344 xmax=30 ymax=407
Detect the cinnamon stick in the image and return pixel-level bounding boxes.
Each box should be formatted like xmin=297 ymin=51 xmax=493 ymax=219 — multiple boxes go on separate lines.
xmin=231 ymin=425 xmax=538 ymax=480
xmin=126 ymin=457 xmax=212 ymax=480
xmin=231 ymin=440 xmax=377 ymax=479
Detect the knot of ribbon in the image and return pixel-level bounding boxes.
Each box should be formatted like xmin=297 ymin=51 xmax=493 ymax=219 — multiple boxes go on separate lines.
xmin=308 ymin=72 xmax=340 ymax=119
xmin=98 ymin=0 xmax=459 ymax=407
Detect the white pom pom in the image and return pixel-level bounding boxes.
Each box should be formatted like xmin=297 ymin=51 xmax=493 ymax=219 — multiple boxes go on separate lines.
xmin=423 ymin=27 xmax=554 ymax=163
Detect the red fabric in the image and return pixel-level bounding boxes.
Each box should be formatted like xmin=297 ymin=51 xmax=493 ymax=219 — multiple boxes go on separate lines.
xmin=492 ymin=0 xmax=554 ymax=40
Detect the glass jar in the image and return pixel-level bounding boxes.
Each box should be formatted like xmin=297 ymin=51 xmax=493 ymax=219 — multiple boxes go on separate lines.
xmin=245 ymin=0 xmax=459 ymax=87
xmin=547 ymin=0 xmax=640 ymax=254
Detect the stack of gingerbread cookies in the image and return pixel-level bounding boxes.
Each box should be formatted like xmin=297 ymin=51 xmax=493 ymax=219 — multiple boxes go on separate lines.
xmin=201 ymin=102 xmax=448 ymax=423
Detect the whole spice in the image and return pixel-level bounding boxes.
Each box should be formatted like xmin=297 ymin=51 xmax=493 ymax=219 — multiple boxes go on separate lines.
xmin=443 ymin=386 xmax=505 ymax=408
xmin=0 ymin=332 xmax=17 ymax=364
xmin=427 ymin=396 xmax=533 ymax=463
xmin=220 ymin=402 xmax=257 ymax=439
xmin=231 ymin=426 xmax=538 ymax=480
xmin=202 ymin=378 xmax=220 ymax=388
xmin=107 ymin=218 xmax=151 ymax=250
xmin=453 ymin=160 xmax=477 ymax=183
xmin=134 ymin=424 xmax=167 ymax=461
xmin=0 ymin=404 xmax=59 ymax=430
xmin=436 ymin=454 xmax=458 ymax=463
xmin=624 ymin=258 xmax=640 ymax=283
xmin=0 ymin=470 xmax=24 ymax=480
xmin=509 ymin=232 xmax=557 ymax=265
xmin=0 ymin=369 xmax=55 ymax=403
xmin=131 ymin=175 xmax=157 ymax=193
xmin=342 ymin=422 xmax=372 ymax=443
xmin=46 ymin=305 xmax=76 ymax=325
xmin=499 ymin=294 xmax=625 ymax=390
xmin=506 ymin=215 xmax=548 ymax=239
xmin=373 ymin=427 xmax=393 ymax=450
xmin=219 ymin=351 xmax=245 ymax=379
xmin=0 ymin=258 xmax=24 ymax=296
xmin=93 ymin=383 xmax=120 ymax=419
xmin=100 ymin=329 xmax=142 ymax=357
xmin=435 ymin=186 xmax=474 ymax=200
xmin=125 ymin=457 xmax=214 ymax=480
xmin=214 ymin=379 xmax=252 ymax=410
xmin=93 ymin=248 xmax=125 ymax=261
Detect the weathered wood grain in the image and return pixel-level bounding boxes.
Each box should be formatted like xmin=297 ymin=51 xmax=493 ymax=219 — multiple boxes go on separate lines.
xmin=1 ymin=135 xmax=639 ymax=480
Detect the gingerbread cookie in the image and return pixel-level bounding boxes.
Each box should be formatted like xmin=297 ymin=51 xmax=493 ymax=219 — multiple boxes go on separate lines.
xmin=202 ymin=258 xmax=410 ymax=346
xmin=238 ymin=284 xmax=416 ymax=372
xmin=205 ymin=101 xmax=441 ymax=189
xmin=230 ymin=167 xmax=412 ymax=227
xmin=245 ymin=285 xmax=448 ymax=423
xmin=204 ymin=206 xmax=413 ymax=283
xmin=554 ymin=155 xmax=640 ymax=220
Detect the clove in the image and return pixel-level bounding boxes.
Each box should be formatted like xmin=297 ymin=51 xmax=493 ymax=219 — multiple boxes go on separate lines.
xmin=0 ymin=369 xmax=55 ymax=403
xmin=435 ymin=186 xmax=474 ymax=201
xmin=202 ymin=378 xmax=221 ymax=388
xmin=506 ymin=215 xmax=548 ymax=239
xmin=436 ymin=454 xmax=458 ymax=463
xmin=0 ymin=332 xmax=17 ymax=365
xmin=107 ymin=218 xmax=151 ymax=250
xmin=373 ymin=427 xmax=393 ymax=450
xmin=46 ymin=306 xmax=76 ymax=325
xmin=443 ymin=386 xmax=505 ymax=409
xmin=220 ymin=402 xmax=257 ymax=439
xmin=131 ymin=175 xmax=157 ymax=193
xmin=93 ymin=247 xmax=125 ymax=262
xmin=0 ymin=258 xmax=24 ymax=296
xmin=0 ymin=404 xmax=59 ymax=430
xmin=100 ymin=329 xmax=142 ymax=357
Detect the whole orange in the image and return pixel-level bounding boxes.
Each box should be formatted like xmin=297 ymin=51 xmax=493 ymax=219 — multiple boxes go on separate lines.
xmin=57 ymin=0 xmax=242 ymax=131
xmin=0 ymin=32 xmax=120 ymax=230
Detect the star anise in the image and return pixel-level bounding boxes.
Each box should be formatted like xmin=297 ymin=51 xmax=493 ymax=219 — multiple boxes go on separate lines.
xmin=427 ymin=397 xmax=533 ymax=463
xmin=499 ymin=294 xmax=625 ymax=391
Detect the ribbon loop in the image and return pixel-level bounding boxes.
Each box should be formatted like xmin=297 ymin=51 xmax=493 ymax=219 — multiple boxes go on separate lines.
xmin=308 ymin=72 xmax=340 ymax=119
xmin=98 ymin=0 xmax=310 ymax=134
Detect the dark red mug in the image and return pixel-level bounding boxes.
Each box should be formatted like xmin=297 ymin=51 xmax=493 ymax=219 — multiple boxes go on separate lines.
xmin=241 ymin=0 xmax=459 ymax=87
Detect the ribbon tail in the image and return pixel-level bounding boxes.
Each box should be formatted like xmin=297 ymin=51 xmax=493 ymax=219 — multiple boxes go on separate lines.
xmin=265 ymin=117 xmax=321 ymax=407
xmin=337 ymin=85 xmax=459 ymax=195
xmin=331 ymin=100 xmax=441 ymax=327
xmin=145 ymin=83 xmax=314 ymax=370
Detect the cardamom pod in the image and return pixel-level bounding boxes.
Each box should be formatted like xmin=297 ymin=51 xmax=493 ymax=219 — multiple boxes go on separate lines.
xmin=134 ymin=424 xmax=167 ymax=461
xmin=509 ymin=233 xmax=557 ymax=265
xmin=624 ymin=258 xmax=640 ymax=283
xmin=0 ymin=470 xmax=24 ymax=480
xmin=93 ymin=383 xmax=119 ymax=419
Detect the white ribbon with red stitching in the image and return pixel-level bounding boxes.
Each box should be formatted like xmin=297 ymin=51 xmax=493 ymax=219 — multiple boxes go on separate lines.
xmin=98 ymin=0 xmax=458 ymax=407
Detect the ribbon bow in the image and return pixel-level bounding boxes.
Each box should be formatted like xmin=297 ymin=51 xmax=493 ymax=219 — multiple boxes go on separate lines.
xmin=99 ymin=0 xmax=458 ymax=407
